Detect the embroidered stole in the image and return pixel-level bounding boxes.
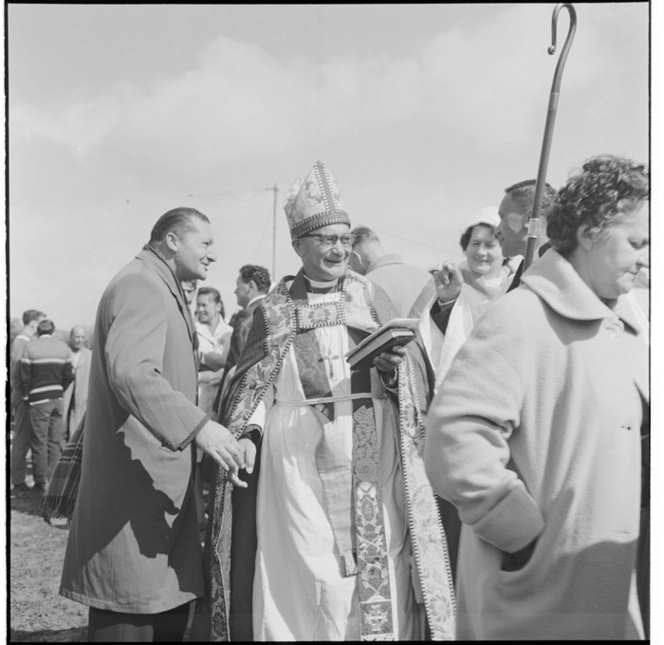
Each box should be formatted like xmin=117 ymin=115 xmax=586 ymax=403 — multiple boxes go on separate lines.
xmin=290 ymin=278 xmax=394 ymax=640
xmin=209 ymin=270 xmax=456 ymax=641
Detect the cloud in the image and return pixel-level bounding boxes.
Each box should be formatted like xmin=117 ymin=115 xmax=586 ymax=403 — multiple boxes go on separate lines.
xmin=11 ymin=4 xmax=611 ymax=183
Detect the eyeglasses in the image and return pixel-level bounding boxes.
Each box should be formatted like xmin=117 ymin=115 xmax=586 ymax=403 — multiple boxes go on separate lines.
xmin=301 ymin=233 xmax=356 ymax=249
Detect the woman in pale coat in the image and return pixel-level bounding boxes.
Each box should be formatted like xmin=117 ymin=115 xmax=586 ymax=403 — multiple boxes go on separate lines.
xmin=424 ymin=155 xmax=649 ymax=640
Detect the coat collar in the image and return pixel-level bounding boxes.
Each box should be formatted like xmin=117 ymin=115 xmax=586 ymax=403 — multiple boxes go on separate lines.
xmin=136 ymin=246 xmax=197 ymax=349
xmin=246 ymin=295 xmax=265 ymax=312
xmin=520 ymin=248 xmax=643 ymax=335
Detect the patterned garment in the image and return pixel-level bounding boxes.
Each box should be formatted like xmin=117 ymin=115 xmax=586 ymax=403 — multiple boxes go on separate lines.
xmin=206 ymin=270 xmax=456 ymax=641
xmin=40 ymin=415 xmax=85 ymax=525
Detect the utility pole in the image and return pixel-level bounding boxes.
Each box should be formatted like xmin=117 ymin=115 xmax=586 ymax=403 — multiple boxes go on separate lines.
xmin=270 ymin=184 xmax=278 ymax=278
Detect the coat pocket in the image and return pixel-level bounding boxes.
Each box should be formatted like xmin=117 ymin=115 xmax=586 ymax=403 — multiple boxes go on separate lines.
xmin=499 ymin=537 xmax=538 ymax=572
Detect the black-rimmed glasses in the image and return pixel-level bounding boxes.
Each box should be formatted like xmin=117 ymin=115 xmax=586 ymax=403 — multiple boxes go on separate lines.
xmin=300 ymin=233 xmax=355 ymax=249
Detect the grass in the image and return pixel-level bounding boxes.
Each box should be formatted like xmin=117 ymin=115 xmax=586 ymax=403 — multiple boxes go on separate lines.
xmin=9 ymin=478 xmax=88 ymax=642
xmin=8 ymin=467 xmax=210 ymax=642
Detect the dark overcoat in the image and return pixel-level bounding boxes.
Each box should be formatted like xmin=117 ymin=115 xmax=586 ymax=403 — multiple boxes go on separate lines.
xmin=60 ymin=246 xmax=209 ymax=613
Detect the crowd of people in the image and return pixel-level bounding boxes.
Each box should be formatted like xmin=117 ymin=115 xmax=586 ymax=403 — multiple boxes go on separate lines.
xmin=10 ymin=154 xmax=649 ymax=641
xmin=10 ymin=315 xmax=89 ymax=497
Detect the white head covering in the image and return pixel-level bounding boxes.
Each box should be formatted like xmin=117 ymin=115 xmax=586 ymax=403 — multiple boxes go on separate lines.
xmin=464 ymin=206 xmax=500 ymax=231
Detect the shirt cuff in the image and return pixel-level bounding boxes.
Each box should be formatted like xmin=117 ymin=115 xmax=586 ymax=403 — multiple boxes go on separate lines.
xmin=241 ymin=424 xmax=263 ymax=444
xmin=176 ymin=411 xmax=212 ymax=451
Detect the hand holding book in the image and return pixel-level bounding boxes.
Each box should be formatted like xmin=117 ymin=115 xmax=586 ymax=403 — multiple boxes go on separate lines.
xmin=345 ymin=318 xmax=418 ymax=372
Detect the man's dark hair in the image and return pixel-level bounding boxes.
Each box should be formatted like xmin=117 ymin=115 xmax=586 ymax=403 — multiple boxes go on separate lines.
xmin=238 ymin=265 xmax=271 ymax=293
xmin=37 ymin=319 xmax=56 ymax=336
xmin=350 ymin=226 xmax=380 ymax=247
xmin=504 ymin=180 xmax=556 ymax=217
xmin=23 ymin=309 xmax=46 ymax=326
xmin=197 ymin=286 xmax=225 ymax=319
xmin=148 ymin=207 xmax=210 ymax=246
xmin=197 ymin=286 xmax=221 ymax=304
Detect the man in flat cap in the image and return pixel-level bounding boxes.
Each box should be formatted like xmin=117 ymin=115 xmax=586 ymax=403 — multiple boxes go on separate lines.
xmin=207 ymin=163 xmax=455 ymax=641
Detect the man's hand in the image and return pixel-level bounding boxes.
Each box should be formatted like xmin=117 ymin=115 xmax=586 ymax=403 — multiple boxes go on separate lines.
xmin=373 ymin=344 xmax=407 ymax=373
xmin=195 ymin=420 xmax=247 ymax=487
xmin=434 ymin=262 xmax=464 ymax=302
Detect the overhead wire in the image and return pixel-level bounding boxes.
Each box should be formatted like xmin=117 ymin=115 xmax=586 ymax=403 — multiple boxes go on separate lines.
xmin=186 ymin=188 xmax=271 ymax=201
xmin=12 ymin=188 xmax=462 ymax=260
xmin=371 ymin=225 xmax=462 ymax=257
xmin=13 ymin=187 xmax=272 ymax=206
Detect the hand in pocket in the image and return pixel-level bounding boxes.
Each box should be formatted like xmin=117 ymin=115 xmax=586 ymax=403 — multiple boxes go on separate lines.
xmin=500 ymin=538 xmax=538 ymax=572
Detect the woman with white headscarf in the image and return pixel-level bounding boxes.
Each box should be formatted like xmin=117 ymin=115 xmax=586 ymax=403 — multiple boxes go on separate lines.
xmin=419 ymin=207 xmax=517 ymax=392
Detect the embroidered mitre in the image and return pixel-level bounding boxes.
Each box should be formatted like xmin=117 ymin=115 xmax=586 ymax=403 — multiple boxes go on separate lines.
xmin=283 ymin=161 xmax=351 ymax=238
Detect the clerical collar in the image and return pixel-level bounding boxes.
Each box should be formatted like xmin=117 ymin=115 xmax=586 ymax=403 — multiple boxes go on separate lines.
xmin=303 ymin=274 xmax=341 ymax=294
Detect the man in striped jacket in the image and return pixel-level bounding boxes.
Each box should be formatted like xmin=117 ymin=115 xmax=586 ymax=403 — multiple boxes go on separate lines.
xmin=18 ymin=319 xmax=74 ymax=494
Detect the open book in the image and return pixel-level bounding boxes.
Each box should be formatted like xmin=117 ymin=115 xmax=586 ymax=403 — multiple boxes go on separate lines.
xmin=345 ymin=318 xmax=419 ymax=371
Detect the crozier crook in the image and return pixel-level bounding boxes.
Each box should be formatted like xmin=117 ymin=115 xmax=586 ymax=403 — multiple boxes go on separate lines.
xmin=524 ymin=3 xmax=577 ymax=271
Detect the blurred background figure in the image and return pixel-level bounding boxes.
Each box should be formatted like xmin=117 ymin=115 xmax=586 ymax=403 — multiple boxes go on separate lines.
xmin=194 ymin=286 xmax=232 ymax=532
xmin=226 ymin=264 xmax=271 ymax=376
xmin=424 ymin=155 xmax=649 ymax=640
xmin=195 ymin=287 xmax=232 ymax=415
xmin=181 ymin=279 xmax=198 ymax=320
xmin=349 ymin=225 xmax=434 ymax=318
xmin=420 ymin=208 xmax=514 ymax=391
xmin=62 ymin=326 xmax=92 ymax=446
xmin=418 ymin=180 xmax=558 ymax=391
xmin=10 ymin=309 xmax=47 ymax=496
xmin=496 ymin=179 xmax=557 ymax=289
xmin=18 ymin=319 xmax=74 ymax=495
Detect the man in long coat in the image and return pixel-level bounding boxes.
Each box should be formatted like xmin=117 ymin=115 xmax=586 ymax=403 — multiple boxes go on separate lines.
xmin=206 ymin=162 xmax=456 ymax=641
xmin=60 ymin=207 xmax=250 ymax=642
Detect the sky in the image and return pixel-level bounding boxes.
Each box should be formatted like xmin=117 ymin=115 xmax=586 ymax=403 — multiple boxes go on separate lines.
xmin=7 ymin=3 xmax=650 ymax=329
xmin=3 ymin=2 xmax=662 ymax=632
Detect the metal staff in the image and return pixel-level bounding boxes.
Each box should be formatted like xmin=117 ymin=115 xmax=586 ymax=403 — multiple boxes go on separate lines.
xmin=524 ymin=3 xmax=577 ymax=271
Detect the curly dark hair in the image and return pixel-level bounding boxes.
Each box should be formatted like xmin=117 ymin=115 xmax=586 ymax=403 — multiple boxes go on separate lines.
xmin=238 ymin=264 xmax=271 ymax=293
xmin=459 ymin=223 xmax=496 ymax=251
xmin=546 ymin=155 xmax=649 ymax=258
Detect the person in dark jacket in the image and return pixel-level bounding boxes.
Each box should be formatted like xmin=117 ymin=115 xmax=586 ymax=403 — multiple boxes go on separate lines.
xmin=227 ymin=264 xmax=271 ymax=372
xmin=18 ymin=319 xmax=74 ymax=493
